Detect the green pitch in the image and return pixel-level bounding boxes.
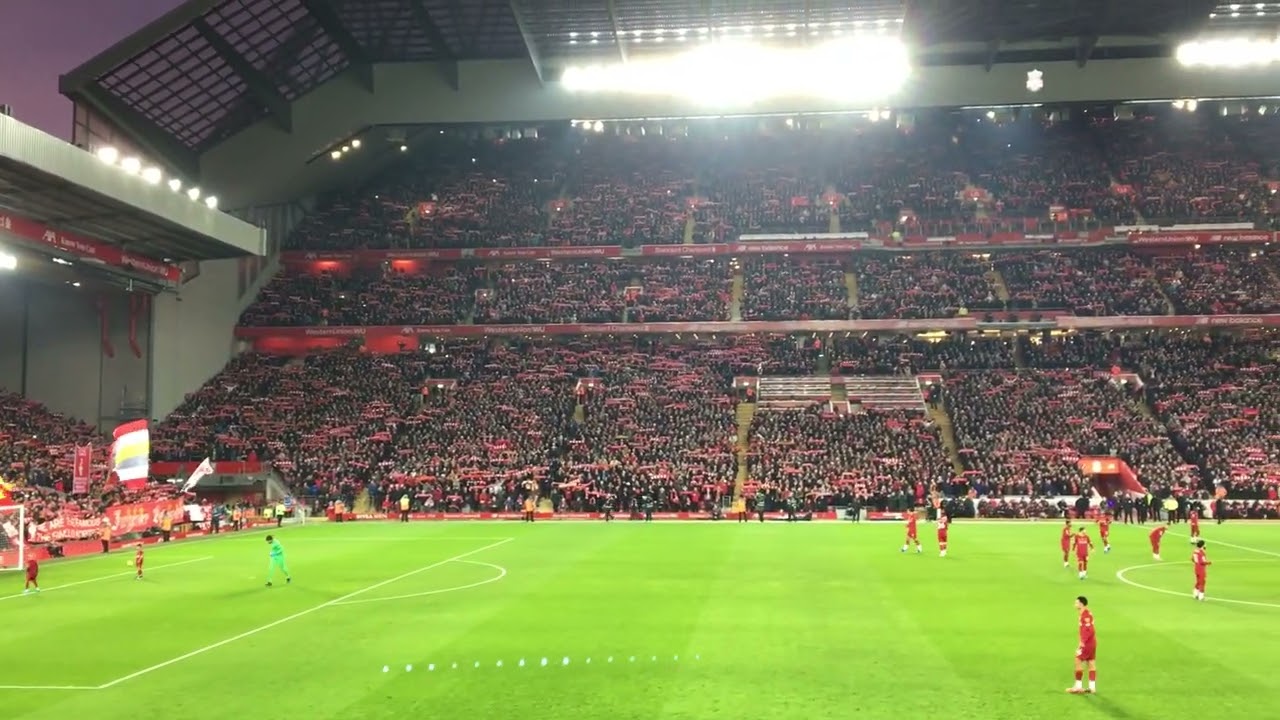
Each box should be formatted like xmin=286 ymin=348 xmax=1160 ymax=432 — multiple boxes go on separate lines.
xmin=3 ymin=521 xmax=1278 ymax=720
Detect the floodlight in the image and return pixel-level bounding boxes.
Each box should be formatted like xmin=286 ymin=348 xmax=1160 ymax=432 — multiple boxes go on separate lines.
xmin=0 ymin=252 xmax=16 ymax=271
xmin=120 ymin=157 xmax=142 ymax=174
xmin=399 ymin=145 xmax=408 ymax=152
xmin=168 ymin=178 xmax=182 ymax=192
xmin=141 ymin=167 xmax=163 ymax=185
xmin=96 ymin=146 xmax=120 ymax=165
xmin=187 ymin=187 xmax=201 ymax=201
xmin=204 ymin=196 xmax=218 ymax=209
xmin=330 ymin=150 xmax=342 ymax=159
xmin=351 ymin=139 xmax=361 ymax=149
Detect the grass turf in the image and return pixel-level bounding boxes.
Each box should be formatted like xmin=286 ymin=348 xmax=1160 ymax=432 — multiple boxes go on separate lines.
xmin=2 ymin=520 xmax=1278 ymax=719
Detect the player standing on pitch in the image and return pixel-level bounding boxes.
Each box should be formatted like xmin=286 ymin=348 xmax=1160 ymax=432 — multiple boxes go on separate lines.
xmin=134 ymin=543 xmax=145 ymax=580
xmin=1192 ymin=539 xmax=1211 ymax=601
xmin=936 ymin=512 xmax=949 ymax=557
xmin=1188 ymin=508 xmax=1202 ymax=541
xmin=1067 ymin=596 xmax=1098 ymax=694
xmin=22 ymin=556 xmax=39 ymax=594
xmin=901 ymin=510 xmax=922 ymax=554
xmin=1149 ymin=524 xmax=1167 ymax=560
xmin=1060 ymin=517 xmax=1073 ymax=568
xmin=265 ymin=535 xmax=292 ymax=587
xmin=1074 ymin=527 xmax=1094 ymax=580
xmin=1097 ymin=512 xmax=1112 ymax=553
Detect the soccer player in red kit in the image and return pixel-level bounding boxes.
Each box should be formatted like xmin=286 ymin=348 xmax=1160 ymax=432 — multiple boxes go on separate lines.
xmin=1189 ymin=509 xmax=1201 ymax=540
xmin=901 ymin=510 xmax=922 ymax=554
xmin=1149 ymin=525 xmax=1167 ymax=561
xmin=1097 ymin=513 xmax=1112 ymax=553
xmin=134 ymin=544 xmax=145 ymax=580
xmin=936 ymin=513 xmax=949 ymax=557
xmin=1067 ymin=595 xmax=1098 ymax=694
xmin=1074 ymin=527 xmax=1094 ymax=580
xmin=1060 ymin=518 xmax=1073 ymax=568
xmin=1192 ymin=539 xmax=1211 ymax=601
xmin=22 ymin=557 xmax=39 ymax=594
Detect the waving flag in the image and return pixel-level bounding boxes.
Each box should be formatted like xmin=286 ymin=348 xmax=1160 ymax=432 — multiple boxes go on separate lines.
xmin=111 ymin=420 xmax=150 ymax=489
xmin=181 ymin=458 xmax=214 ymax=492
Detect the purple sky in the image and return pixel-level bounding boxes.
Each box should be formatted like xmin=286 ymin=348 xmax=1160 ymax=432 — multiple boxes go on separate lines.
xmin=0 ymin=0 xmax=185 ymax=138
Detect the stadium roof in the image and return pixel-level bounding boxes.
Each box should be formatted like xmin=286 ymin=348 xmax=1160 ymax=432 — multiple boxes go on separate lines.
xmin=61 ymin=0 xmax=1223 ymax=159
xmin=63 ymin=0 xmax=1280 ymax=209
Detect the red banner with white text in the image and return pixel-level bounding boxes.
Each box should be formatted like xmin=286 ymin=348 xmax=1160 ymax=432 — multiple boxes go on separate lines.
xmin=0 ymin=210 xmax=181 ymax=283
xmin=72 ymin=445 xmax=92 ymax=495
xmin=1126 ymin=229 xmax=1273 ymax=245
xmin=103 ymin=499 xmax=185 ymax=536
xmin=30 ymin=513 xmax=101 ymax=543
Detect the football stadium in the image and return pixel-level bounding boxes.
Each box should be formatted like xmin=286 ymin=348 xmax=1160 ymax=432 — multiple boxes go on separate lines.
xmin=2 ymin=0 xmax=1280 ymax=717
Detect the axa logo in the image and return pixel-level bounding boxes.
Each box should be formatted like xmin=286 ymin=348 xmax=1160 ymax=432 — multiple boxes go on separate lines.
xmin=400 ymin=327 xmax=415 ymax=335
xmin=304 ymin=252 xmax=317 ymax=260
xmin=43 ymin=230 xmax=58 ymax=243
xmin=804 ymin=244 xmax=816 ymax=251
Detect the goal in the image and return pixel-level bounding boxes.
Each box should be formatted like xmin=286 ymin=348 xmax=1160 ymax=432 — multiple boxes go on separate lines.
xmin=0 ymin=505 xmax=26 ymax=571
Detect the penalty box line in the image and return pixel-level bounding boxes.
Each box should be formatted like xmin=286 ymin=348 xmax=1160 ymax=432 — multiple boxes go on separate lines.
xmin=92 ymin=536 xmax=514 ymax=691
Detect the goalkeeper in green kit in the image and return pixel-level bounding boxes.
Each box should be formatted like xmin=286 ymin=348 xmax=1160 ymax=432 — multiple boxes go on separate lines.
xmin=265 ymin=535 xmax=292 ymax=587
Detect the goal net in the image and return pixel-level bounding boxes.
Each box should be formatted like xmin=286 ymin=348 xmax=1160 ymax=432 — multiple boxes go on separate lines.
xmin=0 ymin=505 xmax=26 ymax=571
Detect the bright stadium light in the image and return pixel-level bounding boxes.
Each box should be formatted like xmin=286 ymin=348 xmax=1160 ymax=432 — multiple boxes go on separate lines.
xmin=187 ymin=187 xmax=201 ymax=201
xmin=0 ymin=252 xmax=16 ymax=271
xmin=1176 ymin=38 xmax=1280 ymax=68
xmin=560 ymin=37 xmax=910 ymax=105
xmin=120 ymin=157 xmax=142 ymax=175
xmin=168 ymin=178 xmax=182 ymax=192
xmin=204 ymin=196 xmax=218 ymax=209
xmin=141 ymin=167 xmax=162 ymax=185
xmin=96 ymin=146 xmax=120 ymax=165
xmin=330 ymin=150 xmax=342 ymax=159
xmin=351 ymin=139 xmax=362 ymax=149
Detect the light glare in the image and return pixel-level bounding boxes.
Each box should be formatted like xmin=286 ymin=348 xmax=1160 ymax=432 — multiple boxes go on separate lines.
xmin=141 ymin=167 xmax=163 ymax=185
xmin=120 ymin=157 xmax=142 ymax=174
xmin=560 ymin=38 xmax=910 ymax=105
xmin=1176 ymin=38 xmax=1280 ymax=68
xmin=96 ymin=146 xmax=120 ymax=165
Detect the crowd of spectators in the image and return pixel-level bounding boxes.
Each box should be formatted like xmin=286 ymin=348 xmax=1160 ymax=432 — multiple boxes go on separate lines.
xmin=853 ymin=252 xmax=999 ymax=319
xmin=241 ymin=265 xmax=481 ymax=326
xmin=944 ymin=370 xmax=1194 ymax=498
xmin=1153 ymin=246 xmax=1280 ymax=315
xmin=625 ymin=259 xmax=731 ymax=322
xmin=742 ymin=258 xmax=849 ymax=321
xmin=747 ymin=405 xmax=952 ymax=511
xmin=995 ymin=248 xmax=1167 ymax=316
xmin=281 ymin=114 xmax=1279 ymax=255
xmin=474 ymin=261 xmax=630 ymax=324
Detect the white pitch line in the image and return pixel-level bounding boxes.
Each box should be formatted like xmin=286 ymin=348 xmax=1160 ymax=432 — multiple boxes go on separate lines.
xmin=1115 ymin=559 xmax=1280 ymax=609
xmin=332 ymin=560 xmax=508 ymax=605
xmin=95 ymin=537 xmax=513 ymax=690
xmin=1165 ymin=531 xmax=1280 ymax=559
xmin=0 ymin=684 xmax=101 ymax=691
xmin=0 ymin=556 xmax=213 ymax=602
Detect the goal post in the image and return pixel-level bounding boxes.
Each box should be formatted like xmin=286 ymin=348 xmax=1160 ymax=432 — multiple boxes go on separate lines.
xmin=0 ymin=504 xmax=26 ymax=571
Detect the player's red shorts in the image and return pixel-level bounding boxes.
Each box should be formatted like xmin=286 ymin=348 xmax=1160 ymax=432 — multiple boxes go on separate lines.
xmin=937 ymin=532 xmax=948 ymax=542
xmin=1076 ymin=552 xmax=1089 ymax=561
xmin=1076 ymin=643 xmax=1097 ymax=662
xmin=25 ymin=572 xmax=37 ymax=582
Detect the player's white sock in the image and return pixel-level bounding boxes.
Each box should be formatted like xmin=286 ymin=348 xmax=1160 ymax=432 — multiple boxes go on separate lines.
xmin=1079 ymin=571 xmax=1086 ymax=579
xmin=1088 ymin=680 xmax=1096 ymax=692
xmin=1104 ymin=545 xmax=1111 ymax=553
xmin=940 ymin=550 xmax=946 ymax=557
xmin=1073 ymin=680 xmax=1083 ymax=690
xmin=1153 ymin=554 xmax=1160 ymax=561
xmin=1063 ymin=561 xmax=1069 ymax=568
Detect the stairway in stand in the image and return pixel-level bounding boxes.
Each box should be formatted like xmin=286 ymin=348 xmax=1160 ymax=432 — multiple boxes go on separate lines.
xmin=1012 ymin=336 xmax=1029 ymax=370
xmin=1152 ymin=279 xmax=1178 ymax=315
xmin=844 ymin=267 xmax=860 ymax=312
xmin=683 ymin=214 xmax=696 ymax=245
xmin=733 ymin=401 xmax=756 ymax=501
xmin=729 ymin=264 xmax=745 ymax=321
xmin=828 ymin=208 xmax=840 ymax=233
xmin=927 ymin=404 xmax=966 ymax=475
xmin=986 ymin=266 xmax=1012 ymax=304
